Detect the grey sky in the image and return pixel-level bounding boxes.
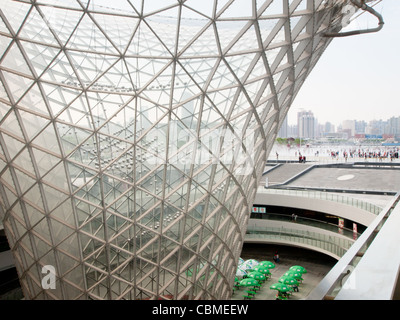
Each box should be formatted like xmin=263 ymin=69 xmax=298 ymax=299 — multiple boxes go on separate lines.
xmin=289 ymin=0 xmax=399 ymax=127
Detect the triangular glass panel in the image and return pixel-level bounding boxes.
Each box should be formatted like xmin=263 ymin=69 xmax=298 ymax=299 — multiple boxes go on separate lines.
xmin=142 ymin=0 xmax=178 ymax=15
xmin=178 ymin=7 xmax=213 ymax=53
xmin=0 ymin=109 xmax=24 ymax=139
xmin=17 ymin=82 xmax=52 ymax=118
xmin=0 ymin=131 xmax=25 ymax=161
xmin=49 ymin=199 xmax=76 ymax=228
xmin=41 ymin=161 xmax=69 ymax=193
xmin=67 ymin=51 xmax=120 ymax=87
xmin=178 ymin=24 xmax=219 ymax=58
xmin=260 ymin=0 xmax=284 ymax=16
xmin=0 ymin=70 xmax=33 ymax=103
xmin=18 ymin=109 xmax=52 ymax=142
xmin=218 ymin=0 xmax=253 ymax=18
xmin=224 ymin=52 xmax=257 ymax=83
xmin=0 ymin=14 xmax=12 ymax=34
xmin=215 ymin=19 xmax=250 ymax=54
xmin=38 ymin=4 xmax=84 ymax=47
xmin=0 ymin=35 xmax=13 ymax=60
xmin=291 ymin=0 xmax=308 ymax=13
xmin=19 ymin=9 xmax=59 ymax=47
xmin=1 ymin=1 xmax=31 ymax=35
xmin=125 ymin=20 xmax=171 ymax=57
xmin=13 ymin=166 xmax=36 ymax=196
xmin=125 ymin=57 xmax=170 ymax=91
xmin=0 ymin=79 xmax=11 ymax=103
xmin=60 ymin=127 xmax=93 ymax=157
xmin=182 ymin=0 xmax=215 ymax=19
xmin=41 ymin=183 xmax=69 ymax=212
xmin=56 ymin=95 xmax=92 ymax=129
xmin=178 ymin=58 xmax=218 ymax=92
xmin=144 ymin=6 xmax=180 ymax=55
xmin=207 ymin=60 xmax=236 ymax=92
xmin=90 ymin=12 xmax=139 ymax=53
xmin=171 ymin=97 xmax=201 ymax=132
xmin=65 ymin=13 xmax=119 ymax=54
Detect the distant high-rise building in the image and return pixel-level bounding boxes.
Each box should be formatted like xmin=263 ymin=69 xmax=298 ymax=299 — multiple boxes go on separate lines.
xmin=342 ymin=120 xmax=356 ymax=138
xmin=297 ymin=110 xmax=316 ymax=139
xmin=386 ymin=117 xmax=400 ymax=135
xmin=355 ymin=120 xmax=367 ymax=135
xmin=278 ymin=116 xmax=288 ymax=138
xmin=324 ymin=122 xmax=336 ymax=134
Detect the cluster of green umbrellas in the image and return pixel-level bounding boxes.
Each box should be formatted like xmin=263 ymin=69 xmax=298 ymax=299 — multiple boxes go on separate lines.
xmin=269 ymin=265 xmax=307 ymax=297
xmin=235 ymin=261 xmax=308 ymax=298
xmin=234 ymin=258 xmax=278 ymax=292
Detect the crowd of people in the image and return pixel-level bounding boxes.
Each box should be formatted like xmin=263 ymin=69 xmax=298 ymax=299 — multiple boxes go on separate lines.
xmin=272 ymin=145 xmax=400 ymax=163
xmin=328 ymin=148 xmax=399 ymax=161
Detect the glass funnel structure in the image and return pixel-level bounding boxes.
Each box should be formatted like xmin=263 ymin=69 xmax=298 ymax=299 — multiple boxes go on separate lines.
xmin=0 ymin=0 xmax=357 ymax=300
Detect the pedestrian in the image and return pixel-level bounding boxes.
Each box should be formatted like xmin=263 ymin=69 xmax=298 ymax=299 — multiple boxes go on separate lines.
xmin=291 ymin=213 xmax=295 ymax=221
xmin=273 ymin=251 xmax=280 ymax=263
xmin=294 ymin=214 xmax=297 ymax=222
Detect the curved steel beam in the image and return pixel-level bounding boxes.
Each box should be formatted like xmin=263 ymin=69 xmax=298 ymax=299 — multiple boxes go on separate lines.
xmin=325 ymin=0 xmax=384 ymax=38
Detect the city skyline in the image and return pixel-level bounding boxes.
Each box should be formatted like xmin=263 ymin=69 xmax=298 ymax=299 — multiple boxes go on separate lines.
xmin=290 ymin=108 xmax=400 ymax=128
xmin=287 ymin=0 xmax=399 ymax=127
xmin=279 ymin=108 xmax=400 ymax=139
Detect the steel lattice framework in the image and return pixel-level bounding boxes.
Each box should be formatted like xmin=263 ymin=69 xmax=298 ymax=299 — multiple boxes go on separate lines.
xmin=0 ymin=0 xmax=358 ymax=300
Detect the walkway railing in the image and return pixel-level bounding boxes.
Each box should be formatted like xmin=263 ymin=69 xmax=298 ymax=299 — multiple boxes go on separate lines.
xmin=250 ymin=213 xmax=358 ymax=239
xmin=245 ymin=219 xmax=355 ymax=260
xmin=258 ymin=188 xmax=383 ymax=215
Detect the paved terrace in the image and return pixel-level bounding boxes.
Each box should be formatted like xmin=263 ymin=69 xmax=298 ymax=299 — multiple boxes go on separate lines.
xmin=262 ymin=162 xmax=400 ymax=197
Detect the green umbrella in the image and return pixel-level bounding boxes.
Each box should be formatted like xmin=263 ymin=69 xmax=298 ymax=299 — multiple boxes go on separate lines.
xmin=279 ymin=276 xmax=299 ymax=285
xmin=253 ymin=265 xmax=271 ymax=275
xmin=239 ymin=278 xmax=259 ymax=287
xmin=269 ymin=282 xmax=292 ymax=292
xmin=289 ymin=265 xmax=307 ymax=273
xmin=259 ymin=261 xmax=275 ymax=269
xmin=284 ymin=271 xmax=303 ymax=281
xmin=247 ymin=271 xmax=266 ymax=281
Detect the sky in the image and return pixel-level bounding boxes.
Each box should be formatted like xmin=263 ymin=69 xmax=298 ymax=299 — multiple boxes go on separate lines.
xmin=288 ymin=0 xmax=400 ymax=127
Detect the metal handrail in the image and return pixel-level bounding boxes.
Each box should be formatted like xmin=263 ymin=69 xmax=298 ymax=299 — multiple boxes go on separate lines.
xmin=258 ymin=187 xmax=383 ymax=215
xmin=245 ymin=222 xmax=355 ymax=260
xmin=250 ymin=212 xmax=359 ymax=239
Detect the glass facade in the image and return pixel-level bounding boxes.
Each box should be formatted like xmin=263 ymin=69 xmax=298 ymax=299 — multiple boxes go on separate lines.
xmin=0 ymin=0 xmax=351 ymax=299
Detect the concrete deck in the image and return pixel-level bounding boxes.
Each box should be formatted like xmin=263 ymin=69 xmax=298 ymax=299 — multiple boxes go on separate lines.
xmin=263 ymin=163 xmax=400 ymax=194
